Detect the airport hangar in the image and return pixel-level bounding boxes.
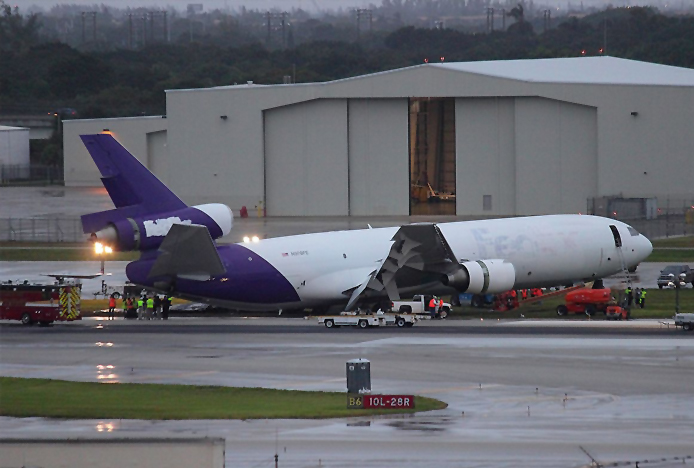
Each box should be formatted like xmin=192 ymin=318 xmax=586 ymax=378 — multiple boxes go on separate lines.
xmin=63 ymin=56 xmax=694 ymax=218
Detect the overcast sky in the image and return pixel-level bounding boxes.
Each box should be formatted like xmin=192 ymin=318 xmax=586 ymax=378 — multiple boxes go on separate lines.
xmin=20 ymin=0 xmax=660 ymax=14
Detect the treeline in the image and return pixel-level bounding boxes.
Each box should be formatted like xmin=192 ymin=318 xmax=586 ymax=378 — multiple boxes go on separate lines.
xmin=3 ymin=5 xmax=694 ymax=123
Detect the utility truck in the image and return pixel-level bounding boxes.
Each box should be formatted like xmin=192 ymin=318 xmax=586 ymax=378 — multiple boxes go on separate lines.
xmin=391 ymin=295 xmax=450 ymax=318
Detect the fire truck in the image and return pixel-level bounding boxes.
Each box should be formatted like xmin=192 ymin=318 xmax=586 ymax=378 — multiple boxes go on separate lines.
xmin=0 ymin=281 xmax=82 ymax=325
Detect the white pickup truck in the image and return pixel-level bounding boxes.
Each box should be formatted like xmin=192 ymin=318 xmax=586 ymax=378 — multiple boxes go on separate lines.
xmin=391 ymin=295 xmax=450 ymax=318
xmin=674 ymin=313 xmax=694 ymax=331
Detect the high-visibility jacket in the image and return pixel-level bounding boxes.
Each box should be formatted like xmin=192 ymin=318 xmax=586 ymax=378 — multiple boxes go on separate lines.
xmin=137 ymin=299 xmax=144 ymax=308
xmin=147 ymin=298 xmax=154 ymax=309
xmin=109 ymin=297 xmax=116 ymax=307
xmin=640 ymin=290 xmax=647 ymax=299
xmin=438 ymin=299 xmax=443 ymax=307
xmin=428 ymin=298 xmax=436 ymax=309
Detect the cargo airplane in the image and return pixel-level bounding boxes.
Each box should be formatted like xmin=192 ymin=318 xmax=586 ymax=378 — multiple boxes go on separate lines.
xmin=81 ymin=134 xmax=652 ymax=312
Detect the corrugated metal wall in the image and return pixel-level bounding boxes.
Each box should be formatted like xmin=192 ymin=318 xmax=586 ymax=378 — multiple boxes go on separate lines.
xmin=348 ymin=99 xmax=409 ymax=216
xmin=264 ymin=99 xmax=349 ymax=216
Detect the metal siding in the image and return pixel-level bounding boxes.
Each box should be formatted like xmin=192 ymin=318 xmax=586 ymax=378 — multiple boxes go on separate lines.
xmin=348 ymin=99 xmax=409 ymax=215
xmin=63 ymin=117 xmax=167 ymax=187
xmin=455 ymin=98 xmax=516 ymax=216
xmin=265 ymin=99 xmax=348 ymax=216
xmin=515 ymin=97 xmax=597 ymax=215
xmin=147 ymin=130 xmax=169 ymax=186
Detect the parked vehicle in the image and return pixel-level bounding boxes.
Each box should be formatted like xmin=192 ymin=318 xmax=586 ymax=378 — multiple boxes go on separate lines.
xmin=318 ymin=311 xmax=419 ymax=329
xmin=657 ymin=265 xmax=693 ymax=289
xmin=1 ymin=281 xmax=82 ymax=325
xmin=391 ymin=295 xmax=450 ymax=318
xmin=674 ymin=313 xmax=694 ymax=331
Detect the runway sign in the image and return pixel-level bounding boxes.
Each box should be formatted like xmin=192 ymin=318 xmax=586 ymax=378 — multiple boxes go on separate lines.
xmin=347 ymin=394 xmax=415 ymax=409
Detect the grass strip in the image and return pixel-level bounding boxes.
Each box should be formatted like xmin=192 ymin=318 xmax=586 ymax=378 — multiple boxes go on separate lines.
xmin=645 ymin=249 xmax=694 ymax=262
xmin=0 ymin=248 xmax=138 ymax=262
xmin=0 ymin=377 xmax=447 ymax=420
xmin=651 ymin=236 xmax=694 ymax=248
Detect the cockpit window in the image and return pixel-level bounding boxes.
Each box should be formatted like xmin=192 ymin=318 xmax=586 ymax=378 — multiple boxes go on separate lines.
xmin=627 ymin=226 xmax=640 ymax=237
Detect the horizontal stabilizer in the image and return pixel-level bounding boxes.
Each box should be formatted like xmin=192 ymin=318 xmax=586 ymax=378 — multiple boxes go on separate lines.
xmin=147 ymin=224 xmax=225 ymax=281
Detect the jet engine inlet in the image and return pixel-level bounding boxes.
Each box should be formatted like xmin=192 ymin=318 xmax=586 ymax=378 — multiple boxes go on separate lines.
xmin=444 ymin=259 xmax=516 ymax=294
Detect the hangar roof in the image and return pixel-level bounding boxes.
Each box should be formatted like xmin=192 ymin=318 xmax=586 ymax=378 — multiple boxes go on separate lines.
xmin=433 ymin=56 xmax=694 ymax=86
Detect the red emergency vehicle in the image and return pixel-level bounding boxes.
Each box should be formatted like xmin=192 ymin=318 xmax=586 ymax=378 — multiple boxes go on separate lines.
xmin=0 ymin=282 xmax=82 ymax=325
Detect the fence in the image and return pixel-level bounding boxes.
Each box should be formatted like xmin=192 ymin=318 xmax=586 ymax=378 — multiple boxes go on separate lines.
xmin=0 ymin=164 xmax=64 ymax=186
xmin=0 ymin=217 xmax=86 ymax=243
xmin=588 ymin=196 xmax=694 ymax=239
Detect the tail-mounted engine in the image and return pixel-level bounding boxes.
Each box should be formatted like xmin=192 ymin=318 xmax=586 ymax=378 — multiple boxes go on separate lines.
xmin=442 ymin=259 xmax=516 ymax=294
xmin=86 ymin=203 xmax=233 ymax=252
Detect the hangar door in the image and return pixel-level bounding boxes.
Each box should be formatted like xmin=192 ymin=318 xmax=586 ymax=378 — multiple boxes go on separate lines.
xmin=348 ymin=99 xmax=409 ymax=216
xmin=264 ymin=100 xmax=349 ymax=216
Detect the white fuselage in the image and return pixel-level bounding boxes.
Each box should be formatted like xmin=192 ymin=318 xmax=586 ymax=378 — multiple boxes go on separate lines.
xmin=236 ymin=215 xmax=652 ymax=310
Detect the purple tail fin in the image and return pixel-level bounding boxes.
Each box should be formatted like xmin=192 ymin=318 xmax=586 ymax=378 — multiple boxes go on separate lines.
xmin=80 ymin=134 xmax=186 ymax=233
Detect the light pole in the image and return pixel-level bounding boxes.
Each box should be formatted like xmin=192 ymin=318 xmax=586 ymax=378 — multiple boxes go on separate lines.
xmin=668 ymin=272 xmax=687 ymax=314
xmin=94 ymin=241 xmax=113 ymax=275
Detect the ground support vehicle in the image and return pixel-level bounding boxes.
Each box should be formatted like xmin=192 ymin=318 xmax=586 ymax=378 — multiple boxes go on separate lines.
xmin=318 ymin=311 xmax=419 ymax=329
xmin=674 ymin=313 xmax=694 ymax=331
xmin=605 ymin=305 xmax=630 ymax=320
xmin=556 ymin=286 xmax=613 ymax=316
xmin=392 ymin=295 xmax=450 ymax=318
xmin=657 ymin=265 xmax=693 ymax=289
xmin=0 ymin=282 xmax=82 ymax=325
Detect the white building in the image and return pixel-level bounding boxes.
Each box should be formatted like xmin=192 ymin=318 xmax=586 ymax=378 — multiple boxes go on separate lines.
xmin=64 ymin=56 xmax=694 ymax=217
xmin=0 ymin=126 xmax=30 ymax=167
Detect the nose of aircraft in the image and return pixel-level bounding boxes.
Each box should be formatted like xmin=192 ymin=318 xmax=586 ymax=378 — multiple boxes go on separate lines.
xmin=640 ymin=234 xmax=654 ymax=261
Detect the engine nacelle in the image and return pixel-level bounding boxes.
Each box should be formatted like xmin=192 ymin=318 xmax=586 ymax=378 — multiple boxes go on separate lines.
xmin=443 ymin=259 xmax=516 ymax=294
xmin=89 ymin=203 xmax=233 ymax=252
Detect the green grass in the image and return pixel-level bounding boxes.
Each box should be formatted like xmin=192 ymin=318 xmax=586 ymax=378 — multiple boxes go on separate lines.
xmin=0 ymin=377 xmax=447 ymax=420
xmin=0 ymin=247 xmax=138 ymax=262
xmin=448 ymin=287 xmax=694 ymax=320
xmin=645 ymin=249 xmax=694 ymax=262
xmin=651 ymin=236 xmax=694 ymax=248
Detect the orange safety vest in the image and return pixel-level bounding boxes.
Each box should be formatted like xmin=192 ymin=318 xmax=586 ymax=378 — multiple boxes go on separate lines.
xmin=109 ymin=297 xmax=116 ymax=307
xmin=438 ymin=299 xmax=443 ymax=307
xmin=428 ymin=298 xmax=436 ymax=308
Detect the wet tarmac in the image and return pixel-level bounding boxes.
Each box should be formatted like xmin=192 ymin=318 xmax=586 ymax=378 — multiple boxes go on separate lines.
xmin=1 ymin=317 xmax=694 ymax=468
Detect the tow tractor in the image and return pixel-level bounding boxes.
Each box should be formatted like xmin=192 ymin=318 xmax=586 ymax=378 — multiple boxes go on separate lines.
xmin=675 ymin=313 xmax=694 ymax=331
xmin=318 ymin=310 xmax=419 ymax=329
xmin=1 ymin=281 xmax=82 ymax=325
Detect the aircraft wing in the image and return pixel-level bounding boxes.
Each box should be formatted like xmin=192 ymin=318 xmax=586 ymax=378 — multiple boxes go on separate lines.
xmin=147 ymin=224 xmax=226 ymax=282
xmin=344 ymin=223 xmax=460 ymax=308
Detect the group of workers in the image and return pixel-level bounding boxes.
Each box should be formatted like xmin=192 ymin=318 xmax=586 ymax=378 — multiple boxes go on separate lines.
xmin=107 ymin=293 xmax=172 ymax=320
xmin=427 ymin=296 xmax=445 ymax=318
xmin=624 ymin=287 xmax=647 ymax=309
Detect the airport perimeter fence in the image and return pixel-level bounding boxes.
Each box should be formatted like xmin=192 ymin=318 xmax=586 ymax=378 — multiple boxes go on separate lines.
xmin=0 ymin=217 xmax=86 ymax=243
xmin=0 ymin=164 xmax=64 ymax=186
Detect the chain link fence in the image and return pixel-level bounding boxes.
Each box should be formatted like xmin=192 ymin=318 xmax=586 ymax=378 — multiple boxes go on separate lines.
xmin=0 ymin=164 xmax=64 ymax=186
xmin=0 ymin=217 xmax=86 ymax=242
xmin=588 ymin=196 xmax=694 ymax=239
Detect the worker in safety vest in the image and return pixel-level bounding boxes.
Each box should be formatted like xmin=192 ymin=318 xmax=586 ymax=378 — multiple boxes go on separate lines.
xmin=438 ymin=298 xmax=444 ymax=318
xmin=137 ymin=297 xmax=145 ymax=320
xmin=146 ymin=296 xmax=155 ymax=320
xmin=108 ymin=295 xmax=116 ymax=320
xmin=639 ymin=289 xmax=647 ymax=309
xmin=625 ymin=287 xmax=633 ymax=307
xmin=428 ymin=297 xmax=437 ymax=319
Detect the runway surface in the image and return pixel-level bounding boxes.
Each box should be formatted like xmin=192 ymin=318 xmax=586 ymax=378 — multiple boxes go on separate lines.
xmin=2 ymin=318 xmax=694 ymax=468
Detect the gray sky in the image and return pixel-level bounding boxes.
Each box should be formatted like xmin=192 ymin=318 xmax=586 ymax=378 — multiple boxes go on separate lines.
xmin=20 ymin=0 xmax=674 ymax=14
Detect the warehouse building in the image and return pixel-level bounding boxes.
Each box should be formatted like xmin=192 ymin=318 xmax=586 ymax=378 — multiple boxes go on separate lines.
xmin=64 ymin=56 xmax=694 ymax=217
